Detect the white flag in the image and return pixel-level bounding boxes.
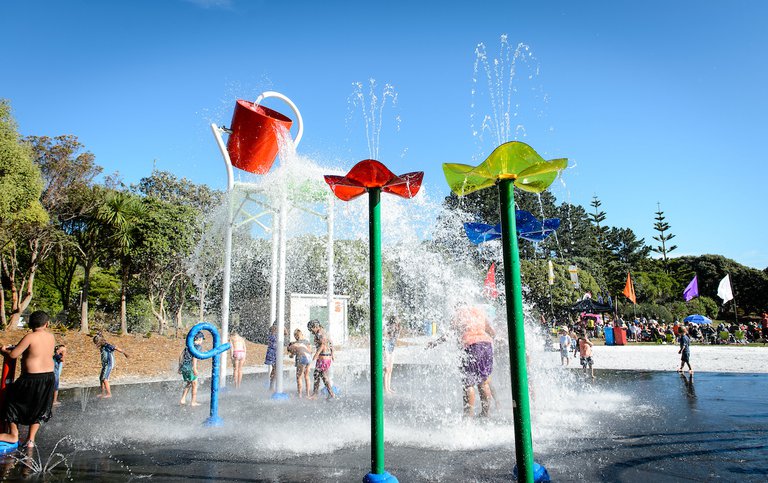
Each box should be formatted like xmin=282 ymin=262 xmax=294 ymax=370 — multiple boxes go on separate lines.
xmin=717 ymin=274 xmax=734 ymax=304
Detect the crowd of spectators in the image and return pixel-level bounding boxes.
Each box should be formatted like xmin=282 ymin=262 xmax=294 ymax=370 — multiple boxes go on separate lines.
xmin=555 ymin=313 xmax=768 ymax=346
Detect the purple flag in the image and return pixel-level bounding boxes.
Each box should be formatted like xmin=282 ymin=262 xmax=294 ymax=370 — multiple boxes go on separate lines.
xmin=683 ymin=275 xmax=699 ymax=301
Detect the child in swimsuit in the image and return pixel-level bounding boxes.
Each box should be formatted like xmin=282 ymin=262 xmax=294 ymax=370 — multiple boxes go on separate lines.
xmin=383 ymin=316 xmax=401 ymax=395
xmin=94 ymin=335 xmax=129 ymax=398
xmin=287 ymin=329 xmax=312 ymax=398
xmin=307 ymin=319 xmax=335 ymax=400
xmin=230 ymin=331 xmax=247 ymax=389
xmin=264 ymin=324 xmax=278 ymax=391
xmin=574 ymin=329 xmax=594 ymax=379
xmin=179 ymin=334 xmax=201 ymax=406
xmin=52 ymin=345 xmax=66 ymax=406
xmin=0 ymin=311 xmax=57 ymax=449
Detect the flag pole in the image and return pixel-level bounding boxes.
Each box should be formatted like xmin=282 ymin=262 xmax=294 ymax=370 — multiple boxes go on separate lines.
xmin=729 ymin=273 xmax=738 ymax=325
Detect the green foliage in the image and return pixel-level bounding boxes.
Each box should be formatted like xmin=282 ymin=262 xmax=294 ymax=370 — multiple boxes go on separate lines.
xmin=0 ymin=100 xmax=47 ymax=242
xmin=650 ymin=203 xmax=677 ymax=270
xmin=126 ymin=297 xmax=153 ymax=334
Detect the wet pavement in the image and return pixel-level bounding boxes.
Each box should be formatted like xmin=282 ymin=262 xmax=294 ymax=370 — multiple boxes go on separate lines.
xmin=0 ymin=368 xmax=766 ymax=482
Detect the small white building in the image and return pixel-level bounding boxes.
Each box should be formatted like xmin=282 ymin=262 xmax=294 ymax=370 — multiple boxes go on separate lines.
xmin=288 ymin=293 xmax=349 ymax=346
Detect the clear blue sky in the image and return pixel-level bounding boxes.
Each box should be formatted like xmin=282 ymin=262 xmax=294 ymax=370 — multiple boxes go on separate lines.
xmin=2 ymin=0 xmax=767 ymax=268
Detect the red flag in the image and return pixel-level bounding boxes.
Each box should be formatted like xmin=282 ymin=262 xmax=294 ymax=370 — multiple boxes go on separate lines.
xmin=483 ymin=263 xmax=499 ymax=299
xmin=623 ymin=272 xmax=637 ymax=304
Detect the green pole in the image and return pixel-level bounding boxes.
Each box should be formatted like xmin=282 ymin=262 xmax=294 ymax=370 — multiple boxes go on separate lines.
xmin=369 ymin=187 xmax=385 ymax=475
xmin=498 ymin=179 xmax=535 ymax=483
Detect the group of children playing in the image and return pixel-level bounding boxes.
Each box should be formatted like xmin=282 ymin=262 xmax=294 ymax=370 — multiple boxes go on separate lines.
xmin=558 ymin=325 xmax=694 ymax=378
xmin=177 ymin=319 xmax=337 ymax=404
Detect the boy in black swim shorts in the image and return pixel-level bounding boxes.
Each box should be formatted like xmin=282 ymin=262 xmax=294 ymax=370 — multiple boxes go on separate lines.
xmin=0 ymin=311 xmax=57 ymax=448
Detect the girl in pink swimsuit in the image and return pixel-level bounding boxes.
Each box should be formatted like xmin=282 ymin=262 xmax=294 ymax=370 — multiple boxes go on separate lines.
xmin=230 ymin=331 xmax=246 ymax=389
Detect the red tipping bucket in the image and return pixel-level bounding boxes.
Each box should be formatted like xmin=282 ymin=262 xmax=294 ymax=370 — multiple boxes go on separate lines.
xmin=226 ymin=99 xmax=293 ymax=174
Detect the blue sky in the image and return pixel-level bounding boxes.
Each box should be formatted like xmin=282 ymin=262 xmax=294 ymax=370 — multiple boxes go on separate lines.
xmin=2 ymin=0 xmax=767 ymax=268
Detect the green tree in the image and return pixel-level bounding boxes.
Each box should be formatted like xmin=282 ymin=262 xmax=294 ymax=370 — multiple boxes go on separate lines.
xmin=98 ymin=190 xmax=145 ymax=334
xmin=650 ymin=203 xmax=677 ymax=271
xmin=0 ymin=102 xmax=48 ymax=328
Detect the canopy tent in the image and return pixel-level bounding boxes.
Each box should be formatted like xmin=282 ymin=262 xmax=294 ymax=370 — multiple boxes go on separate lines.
xmin=570 ymin=298 xmax=614 ymax=313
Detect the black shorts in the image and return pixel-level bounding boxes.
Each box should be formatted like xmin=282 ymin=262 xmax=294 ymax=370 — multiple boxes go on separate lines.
xmin=681 ymin=352 xmax=690 ymax=363
xmin=2 ymin=372 xmax=55 ymax=426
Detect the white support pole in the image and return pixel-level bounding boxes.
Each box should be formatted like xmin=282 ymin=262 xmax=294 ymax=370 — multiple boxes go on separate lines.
xmin=269 ymin=215 xmax=279 ymax=333
xmin=275 ymin=191 xmax=288 ymax=394
xmin=326 ymin=196 xmax=335 ymax=341
xmin=211 ymin=124 xmax=234 ymax=387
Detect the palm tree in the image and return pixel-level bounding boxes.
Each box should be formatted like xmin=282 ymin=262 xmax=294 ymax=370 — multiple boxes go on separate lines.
xmin=98 ymin=191 xmax=145 ymax=335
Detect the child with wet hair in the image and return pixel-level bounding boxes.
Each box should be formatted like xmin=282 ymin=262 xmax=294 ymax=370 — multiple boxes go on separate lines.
xmin=287 ymin=329 xmax=312 ymax=398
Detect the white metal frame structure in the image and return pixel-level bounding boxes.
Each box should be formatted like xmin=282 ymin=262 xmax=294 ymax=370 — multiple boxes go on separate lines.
xmin=210 ymin=92 xmax=335 ymax=395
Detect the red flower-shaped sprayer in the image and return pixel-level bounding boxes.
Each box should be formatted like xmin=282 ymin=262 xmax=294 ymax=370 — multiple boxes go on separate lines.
xmin=324 ymin=159 xmax=424 ymax=201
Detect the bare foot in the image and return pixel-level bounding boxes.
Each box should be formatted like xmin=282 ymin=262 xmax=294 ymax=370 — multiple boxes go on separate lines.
xmin=689 ymin=370 xmax=694 ymax=375
xmin=307 ymin=394 xmax=317 ymax=400
xmin=103 ymin=395 xmax=112 ymax=399
xmin=180 ymin=400 xmax=187 ymax=405
xmin=53 ymin=401 xmax=62 ymax=406
xmin=24 ymin=441 xmax=35 ymax=448
xmin=677 ymin=368 xmax=683 ymax=373
xmin=190 ymin=402 xmax=201 ymax=407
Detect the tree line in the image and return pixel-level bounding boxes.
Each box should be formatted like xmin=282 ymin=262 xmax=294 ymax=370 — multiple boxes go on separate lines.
xmin=3 ymin=99 xmax=767 ymax=336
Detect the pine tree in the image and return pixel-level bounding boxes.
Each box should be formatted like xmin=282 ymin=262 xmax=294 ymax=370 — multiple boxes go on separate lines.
xmin=651 ymin=202 xmax=677 ymax=271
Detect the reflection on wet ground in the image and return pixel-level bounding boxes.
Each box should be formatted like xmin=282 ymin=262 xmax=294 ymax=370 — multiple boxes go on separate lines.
xmin=0 ymin=368 xmax=765 ymax=482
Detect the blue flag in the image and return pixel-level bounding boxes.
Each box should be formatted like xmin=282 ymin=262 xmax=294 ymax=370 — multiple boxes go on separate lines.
xmin=683 ymin=275 xmax=699 ymax=301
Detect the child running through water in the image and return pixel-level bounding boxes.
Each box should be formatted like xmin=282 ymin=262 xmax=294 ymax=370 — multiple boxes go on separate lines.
xmin=264 ymin=324 xmax=278 ymax=391
xmin=230 ymin=330 xmax=247 ymax=389
xmin=287 ymin=329 xmax=312 ymax=398
xmin=307 ymin=319 xmax=335 ymax=400
xmin=677 ymin=326 xmax=693 ymax=375
xmin=52 ymin=344 xmax=66 ymax=406
xmin=0 ymin=311 xmax=56 ymax=449
xmin=94 ymin=334 xmax=129 ymax=398
xmin=574 ymin=329 xmax=595 ymax=379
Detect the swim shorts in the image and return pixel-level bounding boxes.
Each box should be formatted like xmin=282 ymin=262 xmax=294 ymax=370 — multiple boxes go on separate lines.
xmin=580 ymin=356 xmax=594 ymax=368
xmin=315 ymin=358 xmax=332 ymax=372
xmin=232 ymin=350 xmax=246 ymax=361
xmin=461 ymin=342 xmax=493 ymax=387
xmin=181 ymin=367 xmax=197 ymax=383
xmin=2 ymin=372 xmax=55 ymax=425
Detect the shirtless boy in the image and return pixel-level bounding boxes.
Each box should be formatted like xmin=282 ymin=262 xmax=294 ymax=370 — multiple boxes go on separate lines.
xmin=0 ymin=311 xmax=57 ymax=448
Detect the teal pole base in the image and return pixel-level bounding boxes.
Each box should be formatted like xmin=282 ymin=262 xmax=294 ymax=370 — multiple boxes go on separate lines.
xmin=513 ymin=462 xmax=550 ymax=482
xmin=363 ymin=471 xmax=398 ymax=483
xmin=203 ymin=416 xmax=224 ymax=427
xmin=270 ymin=392 xmax=290 ymax=401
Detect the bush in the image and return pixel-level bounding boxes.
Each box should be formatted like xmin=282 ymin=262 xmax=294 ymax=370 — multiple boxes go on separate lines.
xmin=127 ymin=298 xmax=154 ymax=334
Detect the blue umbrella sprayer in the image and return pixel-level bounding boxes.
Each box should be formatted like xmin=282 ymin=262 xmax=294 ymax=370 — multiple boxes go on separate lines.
xmin=186 ymin=322 xmax=231 ymax=427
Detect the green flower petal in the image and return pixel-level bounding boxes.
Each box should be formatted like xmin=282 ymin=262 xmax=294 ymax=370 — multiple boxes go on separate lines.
xmin=443 ymin=142 xmax=567 ymax=196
